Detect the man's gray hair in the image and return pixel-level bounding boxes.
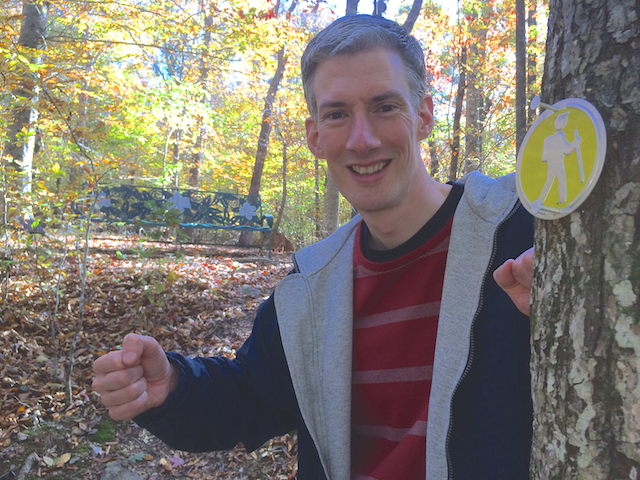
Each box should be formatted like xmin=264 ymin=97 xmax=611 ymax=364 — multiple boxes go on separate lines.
xmin=301 ymin=14 xmax=427 ymax=119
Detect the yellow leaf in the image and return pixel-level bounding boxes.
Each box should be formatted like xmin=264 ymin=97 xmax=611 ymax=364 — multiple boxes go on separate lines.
xmin=52 ymin=163 xmax=60 ymax=172
xmin=56 ymin=452 xmax=71 ymax=467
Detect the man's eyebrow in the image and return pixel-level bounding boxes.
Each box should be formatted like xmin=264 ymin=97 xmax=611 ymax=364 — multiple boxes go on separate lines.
xmin=370 ymin=91 xmax=406 ymax=103
xmin=317 ymin=100 xmax=347 ymax=112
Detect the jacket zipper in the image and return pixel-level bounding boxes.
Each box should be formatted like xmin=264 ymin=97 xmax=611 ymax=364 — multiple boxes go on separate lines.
xmin=444 ymin=200 xmax=521 ymax=480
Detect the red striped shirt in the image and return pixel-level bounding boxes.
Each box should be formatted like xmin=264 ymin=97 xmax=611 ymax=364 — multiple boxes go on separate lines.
xmin=351 ymin=217 xmax=453 ymax=479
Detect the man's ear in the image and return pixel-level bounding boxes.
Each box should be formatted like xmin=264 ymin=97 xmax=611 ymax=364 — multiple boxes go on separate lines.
xmin=305 ymin=116 xmax=325 ymax=159
xmin=417 ymin=95 xmax=435 ymax=140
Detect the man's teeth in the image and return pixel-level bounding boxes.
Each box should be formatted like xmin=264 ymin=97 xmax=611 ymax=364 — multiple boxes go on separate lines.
xmin=352 ymin=161 xmax=388 ymax=175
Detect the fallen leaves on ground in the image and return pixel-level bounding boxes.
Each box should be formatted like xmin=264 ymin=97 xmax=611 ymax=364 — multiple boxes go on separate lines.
xmin=0 ymin=235 xmax=298 ymax=479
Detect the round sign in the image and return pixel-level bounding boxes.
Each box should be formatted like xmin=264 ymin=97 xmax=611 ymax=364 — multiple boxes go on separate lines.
xmin=516 ymin=98 xmax=607 ymax=220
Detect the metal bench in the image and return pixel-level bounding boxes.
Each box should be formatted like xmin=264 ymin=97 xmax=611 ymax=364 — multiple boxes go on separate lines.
xmin=92 ymin=185 xmax=273 ymax=254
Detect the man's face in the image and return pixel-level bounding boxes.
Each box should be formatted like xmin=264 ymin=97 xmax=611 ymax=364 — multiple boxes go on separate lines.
xmin=305 ymin=48 xmax=434 ymax=216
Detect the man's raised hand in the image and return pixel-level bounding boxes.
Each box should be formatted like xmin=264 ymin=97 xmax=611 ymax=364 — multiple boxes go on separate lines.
xmin=493 ymin=247 xmax=534 ymax=316
xmin=92 ymin=333 xmax=179 ymax=421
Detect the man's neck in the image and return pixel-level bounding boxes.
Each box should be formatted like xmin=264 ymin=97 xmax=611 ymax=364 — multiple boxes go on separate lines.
xmin=361 ymin=177 xmax=452 ymax=251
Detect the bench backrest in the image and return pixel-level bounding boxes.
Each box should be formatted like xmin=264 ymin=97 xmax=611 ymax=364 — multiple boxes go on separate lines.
xmin=93 ymin=185 xmax=264 ymax=227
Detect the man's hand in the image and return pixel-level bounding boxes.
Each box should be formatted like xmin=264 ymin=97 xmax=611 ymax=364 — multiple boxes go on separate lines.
xmin=493 ymin=247 xmax=534 ymax=316
xmin=92 ymin=334 xmax=179 ymax=421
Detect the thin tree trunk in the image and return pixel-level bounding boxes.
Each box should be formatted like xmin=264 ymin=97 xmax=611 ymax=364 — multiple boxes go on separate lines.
xmin=272 ymin=142 xmax=287 ymax=235
xmin=346 ymin=0 xmax=358 ymax=15
xmin=322 ymin=174 xmax=340 ymax=236
xmin=450 ymin=46 xmax=467 ymax=182
xmin=238 ymin=46 xmax=287 ymax=245
xmin=189 ymin=1 xmax=213 ymax=189
xmin=527 ymin=0 xmax=537 ymax=125
xmin=464 ymin=3 xmax=487 ymax=175
xmin=247 ymin=46 xmax=286 ymax=198
xmin=172 ymin=129 xmax=182 ymax=188
xmin=402 ymin=0 xmax=423 ymax=33
xmin=530 ymin=0 xmax=640 ymax=477
xmin=4 ymin=2 xmax=48 ymax=194
xmin=429 ymin=139 xmax=439 ymax=179
xmin=515 ymin=0 xmax=526 ymax=152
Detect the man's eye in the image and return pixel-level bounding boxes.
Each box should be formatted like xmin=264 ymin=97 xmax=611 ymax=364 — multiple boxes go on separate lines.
xmin=328 ymin=112 xmax=344 ymax=120
xmin=379 ymin=105 xmax=395 ymax=113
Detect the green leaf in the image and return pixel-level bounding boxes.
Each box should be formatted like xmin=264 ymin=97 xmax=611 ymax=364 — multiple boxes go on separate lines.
xmin=127 ymin=452 xmax=147 ymax=462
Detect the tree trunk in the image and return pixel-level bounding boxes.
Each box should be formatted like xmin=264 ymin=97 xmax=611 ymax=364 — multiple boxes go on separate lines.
xmin=272 ymin=140 xmax=287 ymax=235
xmin=4 ymin=2 xmax=48 ymax=194
xmin=464 ymin=1 xmax=488 ymax=175
xmin=402 ymin=0 xmax=423 ymax=33
xmin=527 ymin=0 xmax=538 ymax=125
xmin=248 ymin=46 xmax=286 ymax=198
xmin=322 ymin=174 xmax=340 ymax=236
xmin=515 ymin=0 xmax=526 ymax=152
xmin=429 ymin=138 xmax=439 ymax=179
xmin=450 ymin=46 xmax=467 ymax=182
xmin=346 ymin=0 xmax=358 ymax=15
xmin=530 ymin=0 xmax=640 ymax=478
xmin=238 ymin=45 xmax=287 ymax=245
xmin=188 ymin=1 xmax=213 ymax=189
xmin=172 ymin=129 xmax=182 ymax=188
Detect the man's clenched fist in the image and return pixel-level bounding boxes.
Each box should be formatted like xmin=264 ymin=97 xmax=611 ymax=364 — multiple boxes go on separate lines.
xmin=92 ymin=333 xmax=179 ymax=420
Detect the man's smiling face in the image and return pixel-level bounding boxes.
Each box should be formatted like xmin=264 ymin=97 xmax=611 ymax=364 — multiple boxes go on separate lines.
xmin=305 ymin=48 xmax=434 ymax=216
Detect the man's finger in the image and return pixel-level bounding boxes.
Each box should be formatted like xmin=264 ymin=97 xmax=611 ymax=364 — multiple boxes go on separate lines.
xmin=493 ymin=259 xmax=517 ymax=290
xmin=93 ymin=350 xmax=126 ymax=375
xmin=107 ymin=390 xmax=150 ymax=421
xmin=122 ymin=333 xmax=145 ymax=366
xmin=511 ymin=248 xmax=534 ymax=289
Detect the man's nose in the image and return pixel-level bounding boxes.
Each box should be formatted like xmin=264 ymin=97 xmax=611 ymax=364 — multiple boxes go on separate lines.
xmin=346 ymin=114 xmax=381 ymax=155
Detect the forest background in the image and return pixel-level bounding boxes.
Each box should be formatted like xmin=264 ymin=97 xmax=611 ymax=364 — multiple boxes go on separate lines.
xmin=0 ymin=0 xmax=549 ymax=477
xmin=1 ymin=0 xmax=548 ymax=248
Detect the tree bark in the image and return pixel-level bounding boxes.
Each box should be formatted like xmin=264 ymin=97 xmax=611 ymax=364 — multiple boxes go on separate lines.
xmin=530 ymin=0 xmax=640 ymax=478
xmin=527 ymin=0 xmax=538 ymax=125
xmin=4 ymin=2 xmax=48 ymax=194
xmin=322 ymin=174 xmax=340 ymax=236
xmin=429 ymin=138 xmax=439 ymax=179
xmin=273 ymin=140 xmax=287 ymax=235
xmin=346 ymin=0 xmax=358 ymax=15
xmin=402 ymin=0 xmax=423 ymax=33
xmin=464 ymin=1 xmax=488 ymax=175
xmin=247 ymin=46 xmax=286 ymax=198
xmin=238 ymin=45 xmax=286 ymax=244
xmin=188 ymin=0 xmax=213 ymax=189
xmin=515 ymin=0 xmax=526 ymax=152
xmin=239 ymin=0 xmax=295 ymax=245
xmin=450 ymin=46 xmax=467 ymax=182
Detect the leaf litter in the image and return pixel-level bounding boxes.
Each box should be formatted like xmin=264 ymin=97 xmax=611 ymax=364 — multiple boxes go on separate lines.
xmin=0 ymin=235 xmax=298 ymax=479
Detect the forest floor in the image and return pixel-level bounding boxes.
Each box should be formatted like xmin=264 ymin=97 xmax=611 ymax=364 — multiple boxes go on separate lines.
xmin=0 ymin=234 xmax=297 ymax=479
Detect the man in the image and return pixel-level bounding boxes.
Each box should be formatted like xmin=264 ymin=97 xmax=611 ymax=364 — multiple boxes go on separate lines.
xmin=93 ymin=15 xmax=534 ymax=479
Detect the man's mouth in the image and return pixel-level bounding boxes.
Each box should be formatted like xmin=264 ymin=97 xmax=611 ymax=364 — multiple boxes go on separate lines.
xmin=351 ymin=161 xmax=389 ymax=175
